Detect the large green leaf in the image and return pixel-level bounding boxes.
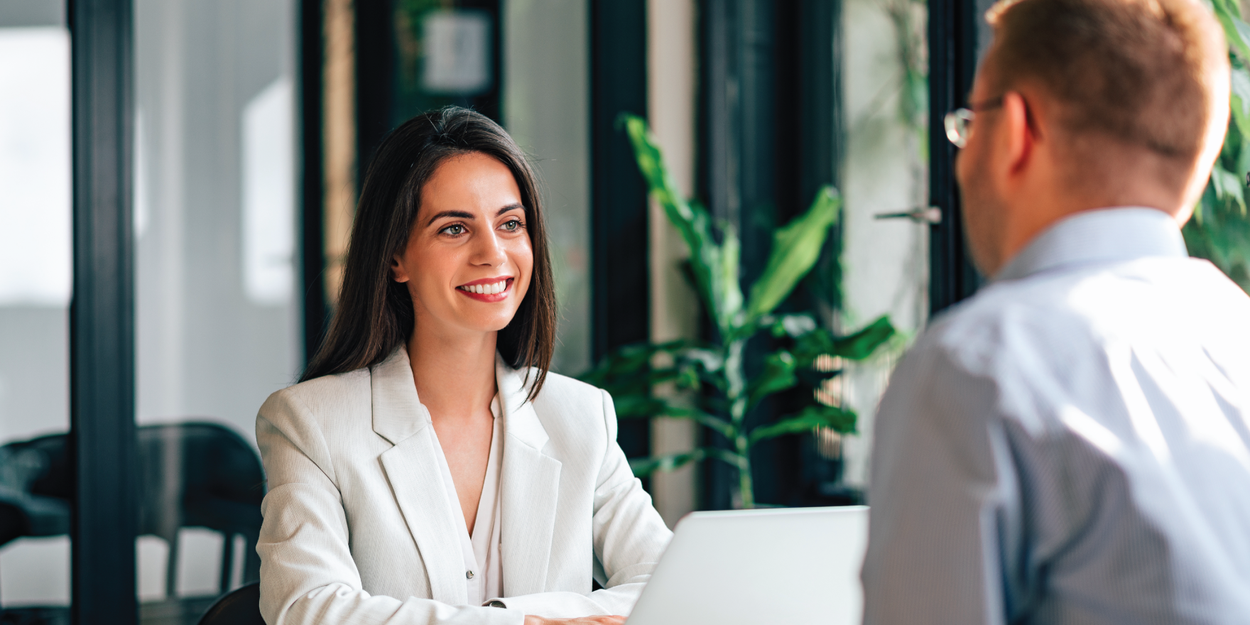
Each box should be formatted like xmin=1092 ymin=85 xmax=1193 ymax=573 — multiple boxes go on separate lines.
xmin=746 ymin=351 xmax=799 ymax=409
xmin=717 ymin=221 xmax=745 ymax=331
xmin=747 ymin=403 xmax=857 ymax=445
xmin=1214 ymin=0 xmax=1250 ymax=64
xmin=768 ymin=313 xmax=818 ymax=338
xmin=629 ymin=450 xmax=706 ymax=476
xmin=789 ymin=315 xmax=897 ymax=366
xmin=629 ymin=447 xmax=744 ymax=476
xmin=610 ymin=395 xmax=736 ymax=439
xmin=621 ymin=115 xmax=744 ymax=334
xmin=1231 ymin=67 xmax=1250 ymax=140
xmin=830 ymin=315 xmax=898 ymax=360
xmin=611 ymin=396 xmax=674 ymax=419
xmin=1212 ymin=162 xmax=1247 ymax=215
xmin=744 ymin=186 xmax=842 ymax=323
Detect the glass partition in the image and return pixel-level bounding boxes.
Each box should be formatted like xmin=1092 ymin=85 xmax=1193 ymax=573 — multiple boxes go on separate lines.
xmin=132 ymin=0 xmax=300 ymax=621
xmin=834 ymin=0 xmax=930 ymax=490
xmin=0 ymin=1 xmax=72 ymax=621
xmin=502 ymin=0 xmax=591 ymax=375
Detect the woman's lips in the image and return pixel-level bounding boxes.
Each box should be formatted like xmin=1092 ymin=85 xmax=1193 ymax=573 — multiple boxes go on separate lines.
xmin=456 ymin=277 xmax=514 ymax=302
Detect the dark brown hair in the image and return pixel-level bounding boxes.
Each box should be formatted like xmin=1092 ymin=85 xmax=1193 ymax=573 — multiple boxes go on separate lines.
xmin=985 ymin=0 xmax=1226 ymax=163
xmin=302 ymin=107 xmax=556 ymax=400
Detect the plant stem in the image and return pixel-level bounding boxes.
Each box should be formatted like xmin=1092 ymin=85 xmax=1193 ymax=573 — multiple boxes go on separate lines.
xmin=736 ymin=443 xmax=755 ymax=509
xmin=723 ymin=338 xmax=753 ymax=508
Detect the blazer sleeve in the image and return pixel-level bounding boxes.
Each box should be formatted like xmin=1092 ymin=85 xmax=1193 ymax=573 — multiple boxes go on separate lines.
xmin=256 ymin=389 xmax=525 ymax=625
xmin=493 ymin=389 xmax=673 ymax=618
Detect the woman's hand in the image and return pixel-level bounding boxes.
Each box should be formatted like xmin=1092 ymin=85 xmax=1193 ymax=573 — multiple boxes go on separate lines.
xmin=523 ymin=616 xmax=626 ymax=625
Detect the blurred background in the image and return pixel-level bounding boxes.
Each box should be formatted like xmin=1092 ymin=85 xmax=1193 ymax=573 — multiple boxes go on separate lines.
xmin=7 ymin=0 xmax=1243 ymax=623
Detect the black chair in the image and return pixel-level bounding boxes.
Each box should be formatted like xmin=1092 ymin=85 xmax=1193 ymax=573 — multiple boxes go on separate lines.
xmin=0 ymin=422 xmax=265 ymax=620
xmin=137 ymin=422 xmax=265 ymax=595
xmin=196 ymin=582 xmax=263 ymax=625
xmin=0 ymin=434 xmax=72 ymax=547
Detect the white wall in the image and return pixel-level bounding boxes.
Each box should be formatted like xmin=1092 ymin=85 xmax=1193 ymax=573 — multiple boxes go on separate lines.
xmin=647 ymin=0 xmax=701 ymax=527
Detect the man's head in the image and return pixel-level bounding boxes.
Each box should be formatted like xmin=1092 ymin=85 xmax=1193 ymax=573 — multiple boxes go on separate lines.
xmin=957 ymin=0 xmax=1229 ymax=276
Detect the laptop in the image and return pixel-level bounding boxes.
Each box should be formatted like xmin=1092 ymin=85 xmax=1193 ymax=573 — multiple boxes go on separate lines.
xmin=626 ymin=505 xmax=869 ymax=625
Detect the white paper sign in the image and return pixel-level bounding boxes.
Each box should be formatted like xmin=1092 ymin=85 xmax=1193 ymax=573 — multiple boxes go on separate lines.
xmin=422 ymin=10 xmax=492 ymax=95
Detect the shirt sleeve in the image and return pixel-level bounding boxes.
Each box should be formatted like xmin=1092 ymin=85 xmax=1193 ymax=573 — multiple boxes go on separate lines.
xmin=485 ymin=389 xmax=673 ymax=618
xmin=860 ymin=341 xmax=1025 ymax=625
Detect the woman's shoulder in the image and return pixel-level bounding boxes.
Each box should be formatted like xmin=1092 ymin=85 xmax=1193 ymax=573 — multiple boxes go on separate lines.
xmin=259 ymin=366 xmax=373 ymax=428
xmin=533 ymin=370 xmax=604 ymax=402
xmin=526 ymin=370 xmax=617 ymax=436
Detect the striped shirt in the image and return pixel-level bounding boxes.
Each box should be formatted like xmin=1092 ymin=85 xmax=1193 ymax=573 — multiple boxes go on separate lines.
xmin=862 ymin=208 xmax=1250 ymax=624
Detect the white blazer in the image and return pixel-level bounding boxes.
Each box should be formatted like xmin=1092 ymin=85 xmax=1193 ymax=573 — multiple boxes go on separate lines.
xmin=255 ymin=347 xmax=673 ymax=625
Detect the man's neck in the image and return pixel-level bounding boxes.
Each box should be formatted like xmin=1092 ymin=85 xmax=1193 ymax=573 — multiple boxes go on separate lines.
xmin=994 ymin=185 xmax=1184 ymax=277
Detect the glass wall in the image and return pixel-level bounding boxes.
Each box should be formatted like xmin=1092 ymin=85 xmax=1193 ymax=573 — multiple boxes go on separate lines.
xmin=132 ymin=0 xmax=300 ymax=620
xmin=0 ymin=0 xmax=72 ymax=618
xmin=502 ymin=0 xmax=591 ymax=375
xmin=836 ymin=0 xmax=930 ymax=488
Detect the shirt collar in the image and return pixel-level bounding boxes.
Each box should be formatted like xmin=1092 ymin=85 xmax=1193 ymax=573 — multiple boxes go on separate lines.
xmin=993 ymin=207 xmax=1188 ymax=283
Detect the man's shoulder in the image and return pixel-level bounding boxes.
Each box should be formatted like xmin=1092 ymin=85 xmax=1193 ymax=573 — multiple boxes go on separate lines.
xmin=921 ymin=256 xmax=1249 ymax=374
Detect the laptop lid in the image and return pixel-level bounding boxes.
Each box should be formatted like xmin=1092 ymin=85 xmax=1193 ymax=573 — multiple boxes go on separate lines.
xmin=626 ymin=505 xmax=868 ymax=625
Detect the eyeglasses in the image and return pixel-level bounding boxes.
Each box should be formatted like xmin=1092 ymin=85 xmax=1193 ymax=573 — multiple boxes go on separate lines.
xmin=943 ymin=96 xmax=1005 ymax=148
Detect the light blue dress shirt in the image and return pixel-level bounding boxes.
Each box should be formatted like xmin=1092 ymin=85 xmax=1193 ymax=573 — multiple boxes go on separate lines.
xmin=862 ymin=208 xmax=1250 ymax=624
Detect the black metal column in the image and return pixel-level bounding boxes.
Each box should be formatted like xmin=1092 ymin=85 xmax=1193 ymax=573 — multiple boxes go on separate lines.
xmin=69 ymin=0 xmax=138 ymax=622
xmin=355 ymin=0 xmax=395 ymax=183
xmin=590 ymin=0 xmax=650 ymax=460
xmin=301 ymin=0 xmax=328 ymax=364
xmin=928 ymin=0 xmax=981 ymax=314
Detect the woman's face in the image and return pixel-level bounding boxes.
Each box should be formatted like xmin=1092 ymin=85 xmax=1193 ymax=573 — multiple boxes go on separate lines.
xmin=391 ymin=151 xmax=533 ymax=340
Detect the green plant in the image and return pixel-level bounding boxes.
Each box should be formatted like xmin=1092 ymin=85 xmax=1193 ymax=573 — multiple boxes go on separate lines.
xmin=578 ymin=115 xmax=897 ymax=509
xmin=1185 ymin=0 xmax=1250 ymax=290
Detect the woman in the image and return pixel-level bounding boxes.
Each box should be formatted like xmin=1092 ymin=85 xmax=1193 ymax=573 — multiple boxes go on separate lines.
xmin=256 ymin=107 xmax=672 ymax=625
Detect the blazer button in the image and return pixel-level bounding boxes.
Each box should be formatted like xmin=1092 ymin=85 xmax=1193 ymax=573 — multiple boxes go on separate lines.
xmin=466 ymin=570 xmax=475 ymax=580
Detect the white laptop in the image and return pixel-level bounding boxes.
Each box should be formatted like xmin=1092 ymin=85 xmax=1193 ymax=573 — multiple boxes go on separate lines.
xmin=626 ymin=505 xmax=869 ymax=625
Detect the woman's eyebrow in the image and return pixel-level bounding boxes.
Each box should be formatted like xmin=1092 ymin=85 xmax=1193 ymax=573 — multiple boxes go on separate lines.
xmin=425 ymin=204 xmax=524 ymax=227
xmin=425 ymin=210 xmax=474 ymax=226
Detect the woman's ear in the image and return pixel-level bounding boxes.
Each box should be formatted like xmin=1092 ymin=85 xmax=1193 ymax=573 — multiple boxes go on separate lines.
xmin=390 ymin=255 xmax=410 ymax=283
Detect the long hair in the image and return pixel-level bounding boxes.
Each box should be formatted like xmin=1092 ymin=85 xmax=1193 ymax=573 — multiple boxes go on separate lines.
xmin=302 ymin=107 xmax=556 ymax=401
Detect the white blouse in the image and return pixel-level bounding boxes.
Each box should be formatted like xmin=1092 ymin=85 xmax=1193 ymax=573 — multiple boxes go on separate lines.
xmin=427 ymin=394 xmax=505 ymax=607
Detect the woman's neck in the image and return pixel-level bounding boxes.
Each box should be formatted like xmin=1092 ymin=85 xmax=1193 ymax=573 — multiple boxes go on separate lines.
xmin=406 ymin=325 xmax=498 ymax=425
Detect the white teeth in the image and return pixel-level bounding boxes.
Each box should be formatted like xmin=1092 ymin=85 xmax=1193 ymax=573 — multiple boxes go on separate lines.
xmin=462 ymin=280 xmax=507 ymax=295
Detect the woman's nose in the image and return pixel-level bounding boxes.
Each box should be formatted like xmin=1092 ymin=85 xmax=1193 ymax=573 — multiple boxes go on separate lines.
xmin=471 ymin=231 xmax=507 ymax=266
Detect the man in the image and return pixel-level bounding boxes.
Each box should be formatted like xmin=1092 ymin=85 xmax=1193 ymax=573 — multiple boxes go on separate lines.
xmin=861 ymin=0 xmax=1250 ymax=622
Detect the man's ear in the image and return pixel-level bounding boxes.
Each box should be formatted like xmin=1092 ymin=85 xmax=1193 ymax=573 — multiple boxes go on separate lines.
xmin=1002 ymin=91 xmax=1035 ymax=177
xmin=390 ymin=255 xmax=410 ymax=283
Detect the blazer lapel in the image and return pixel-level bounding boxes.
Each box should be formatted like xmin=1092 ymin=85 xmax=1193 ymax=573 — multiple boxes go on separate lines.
xmin=372 ymin=347 xmax=468 ymax=606
xmin=497 ymin=357 xmax=563 ymax=597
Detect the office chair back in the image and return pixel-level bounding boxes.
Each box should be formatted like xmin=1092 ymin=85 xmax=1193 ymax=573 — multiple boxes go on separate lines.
xmin=137 ymin=422 xmax=265 ymax=594
xmin=0 ymin=422 xmax=265 ymax=594
xmin=197 ymin=581 xmax=263 ymax=625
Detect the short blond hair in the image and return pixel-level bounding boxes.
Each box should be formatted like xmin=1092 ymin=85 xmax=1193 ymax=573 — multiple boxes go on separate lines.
xmin=985 ymin=0 xmax=1227 ymax=163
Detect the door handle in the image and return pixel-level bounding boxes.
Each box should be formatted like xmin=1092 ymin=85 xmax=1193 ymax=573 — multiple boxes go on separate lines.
xmin=873 ymin=207 xmax=942 ymax=225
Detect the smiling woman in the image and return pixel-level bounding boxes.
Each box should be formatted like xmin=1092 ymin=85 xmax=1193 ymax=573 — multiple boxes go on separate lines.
xmin=255 ymin=107 xmax=671 ymax=625
xmin=302 ymin=108 xmax=556 ymax=395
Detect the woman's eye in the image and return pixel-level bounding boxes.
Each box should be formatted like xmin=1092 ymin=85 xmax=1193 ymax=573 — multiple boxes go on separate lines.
xmin=502 ymin=219 xmax=522 ymax=231
xmin=440 ymin=224 xmax=465 ymax=236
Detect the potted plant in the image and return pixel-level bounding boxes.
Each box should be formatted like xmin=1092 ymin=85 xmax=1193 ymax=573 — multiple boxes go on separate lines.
xmin=579 ymin=115 xmax=897 ymax=509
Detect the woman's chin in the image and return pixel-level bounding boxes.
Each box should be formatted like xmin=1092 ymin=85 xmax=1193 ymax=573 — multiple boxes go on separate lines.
xmin=448 ymin=314 xmax=518 ymax=337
